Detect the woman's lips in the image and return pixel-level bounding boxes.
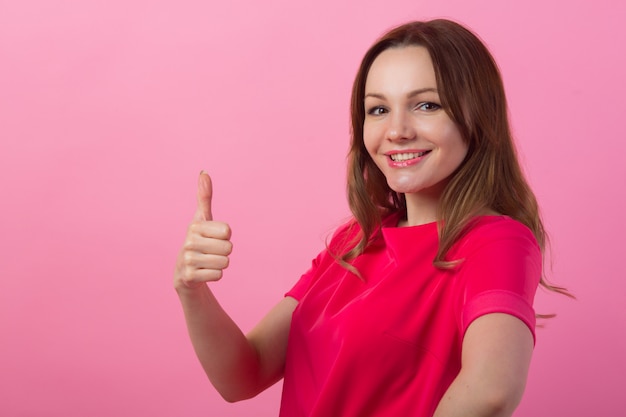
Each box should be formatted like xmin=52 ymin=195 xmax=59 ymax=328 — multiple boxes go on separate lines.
xmin=386 ymin=150 xmax=431 ymax=167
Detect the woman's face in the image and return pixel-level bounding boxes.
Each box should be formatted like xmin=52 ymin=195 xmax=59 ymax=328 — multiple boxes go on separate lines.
xmin=363 ymin=46 xmax=468 ymax=199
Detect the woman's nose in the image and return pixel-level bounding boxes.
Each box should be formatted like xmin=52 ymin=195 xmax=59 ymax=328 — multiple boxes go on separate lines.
xmin=387 ymin=111 xmax=415 ymax=141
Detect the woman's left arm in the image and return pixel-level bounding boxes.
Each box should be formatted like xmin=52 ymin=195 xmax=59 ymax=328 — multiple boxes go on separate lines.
xmin=433 ymin=313 xmax=534 ymax=417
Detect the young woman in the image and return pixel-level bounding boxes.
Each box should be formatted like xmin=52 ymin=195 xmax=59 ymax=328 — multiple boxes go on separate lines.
xmin=174 ymin=19 xmax=565 ymax=417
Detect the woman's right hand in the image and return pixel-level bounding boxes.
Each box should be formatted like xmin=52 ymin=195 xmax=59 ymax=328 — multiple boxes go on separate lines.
xmin=173 ymin=171 xmax=295 ymax=402
xmin=174 ymin=171 xmax=233 ymax=290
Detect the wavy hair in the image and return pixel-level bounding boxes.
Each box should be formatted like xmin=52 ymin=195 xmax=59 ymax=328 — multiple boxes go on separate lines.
xmin=342 ymin=19 xmax=569 ymax=296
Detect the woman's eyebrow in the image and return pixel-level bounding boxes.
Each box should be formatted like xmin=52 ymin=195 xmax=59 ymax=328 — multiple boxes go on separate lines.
xmin=364 ymin=87 xmax=439 ymax=100
xmin=407 ymin=87 xmax=438 ymax=97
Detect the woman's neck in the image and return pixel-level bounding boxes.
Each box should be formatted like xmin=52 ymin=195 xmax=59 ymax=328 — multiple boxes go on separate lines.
xmin=402 ymin=191 xmax=441 ymax=227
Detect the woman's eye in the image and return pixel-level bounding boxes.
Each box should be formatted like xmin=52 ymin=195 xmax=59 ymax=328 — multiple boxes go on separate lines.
xmin=417 ymin=102 xmax=441 ymax=111
xmin=367 ymin=106 xmax=387 ymax=116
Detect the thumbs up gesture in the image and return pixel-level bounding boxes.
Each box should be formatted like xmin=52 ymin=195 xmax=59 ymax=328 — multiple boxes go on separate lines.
xmin=174 ymin=171 xmax=233 ymax=289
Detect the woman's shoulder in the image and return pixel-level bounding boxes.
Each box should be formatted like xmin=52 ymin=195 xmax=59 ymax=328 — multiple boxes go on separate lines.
xmin=326 ymin=211 xmax=400 ymax=251
xmin=471 ymin=215 xmax=534 ymax=234
xmin=458 ymin=215 xmax=539 ymax=254
xmin=325 ymin=217 xmax=360 ymax=252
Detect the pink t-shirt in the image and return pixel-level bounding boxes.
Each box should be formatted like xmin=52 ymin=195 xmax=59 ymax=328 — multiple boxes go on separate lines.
xmin=280 ymin=215 xmax=541 ymax=417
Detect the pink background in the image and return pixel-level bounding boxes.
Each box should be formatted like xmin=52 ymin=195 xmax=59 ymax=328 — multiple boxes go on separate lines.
xmin=1 ymin=0 xmax=624 ymax=415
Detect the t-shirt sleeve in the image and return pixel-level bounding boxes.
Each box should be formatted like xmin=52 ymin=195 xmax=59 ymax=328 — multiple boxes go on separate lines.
xmin=285 ymin=220 xmax=357 ymax=301
xmin=459 ymin=220 xmax=542 ymax=342
xmin=285 ymin=250 xmax=325 ymax=301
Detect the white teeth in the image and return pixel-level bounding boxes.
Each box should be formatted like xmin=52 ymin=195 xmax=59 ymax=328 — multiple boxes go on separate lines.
xmin=390 ymin=151 xmax=428 ymax=161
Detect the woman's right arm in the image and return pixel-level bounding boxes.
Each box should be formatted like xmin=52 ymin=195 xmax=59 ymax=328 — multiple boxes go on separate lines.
xmin=174 ymin=172 xmax=296 ymax=402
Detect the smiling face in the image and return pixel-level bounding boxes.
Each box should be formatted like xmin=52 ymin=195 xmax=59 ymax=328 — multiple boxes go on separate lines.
xmin=363 ymin=46 xmax=468 ymax=209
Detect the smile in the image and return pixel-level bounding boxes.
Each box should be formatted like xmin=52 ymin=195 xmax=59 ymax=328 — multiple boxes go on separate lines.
xmin=389 ymin=151 xmax=431 ymax=162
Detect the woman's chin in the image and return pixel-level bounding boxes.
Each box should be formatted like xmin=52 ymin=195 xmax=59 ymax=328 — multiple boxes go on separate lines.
xmin=387 ymin=179 xmax=448 ymax=200
xmin=386 ymin=180 xmax=424 ymax=195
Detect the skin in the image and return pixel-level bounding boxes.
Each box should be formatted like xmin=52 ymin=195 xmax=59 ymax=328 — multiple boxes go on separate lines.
xmin=363 ymin=45 xmax=534 ymax=416
xmin=433 ymin=314 xmax=534 ymax=417
xmin=175 ymin=46 xmax=535 ymax=415
xmin=174 ymin=172 xmax=295 ymax=402
xmin=363 ymin=46 xmax=468 ymax=226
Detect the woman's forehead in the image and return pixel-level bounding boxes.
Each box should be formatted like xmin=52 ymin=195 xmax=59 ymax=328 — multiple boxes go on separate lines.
xmin=365 ymin=46 xmax=437 ymax=96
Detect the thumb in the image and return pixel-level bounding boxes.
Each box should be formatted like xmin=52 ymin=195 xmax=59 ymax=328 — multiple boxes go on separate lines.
xmin=194 ymin=170 xmax=213 ymax=221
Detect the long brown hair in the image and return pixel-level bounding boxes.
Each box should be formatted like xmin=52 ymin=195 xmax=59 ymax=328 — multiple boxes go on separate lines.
xmin=343 ymin=19 xmax=569 ymax=296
